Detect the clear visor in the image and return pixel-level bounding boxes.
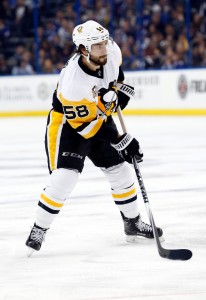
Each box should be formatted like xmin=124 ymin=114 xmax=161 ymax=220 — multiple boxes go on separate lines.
xmin=90 ymin=37 xmax=114 ymax=57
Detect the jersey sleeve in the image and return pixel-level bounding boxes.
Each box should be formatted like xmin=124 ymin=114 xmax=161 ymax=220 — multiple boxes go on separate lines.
xmin=59 ymin=92 xmax=107 ymax=139
xmin=112 ymin=41 xmax=123 ymax=66
xmin=55 ymin=51 xmax=120 ymax=141
xmin=52 ymin=86 xmax=64 ymax=113
xmin=118 ymin=66 xmax=125 ymax=82
xmin=56 ymin=64 xmax=109 ymax=139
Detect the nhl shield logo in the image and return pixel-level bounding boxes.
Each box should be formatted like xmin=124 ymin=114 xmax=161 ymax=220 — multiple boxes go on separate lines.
xmin=178 ymin=75 xmax=188 ymax=99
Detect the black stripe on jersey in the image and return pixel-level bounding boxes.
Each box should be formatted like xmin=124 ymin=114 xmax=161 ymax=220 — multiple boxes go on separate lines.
xmin=118 ymin=66 xmax=125 ymax=82
xmin=38 ymin=201 xmax=60 ymax=214
xmin=52 ymin=86 xmax=64 ymax=113
xmin=94 ymin=119 xmax=118 ymax=143
xmin=78 ymin=56 xmax=104 ymax=79
xmin=114 ymin=196 xmax=137 ymax=205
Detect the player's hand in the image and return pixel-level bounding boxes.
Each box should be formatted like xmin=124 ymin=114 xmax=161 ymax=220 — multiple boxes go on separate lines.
xmin=111 ymin=133 xmax=143 ymax=163
xmin=97 ymin=82 xmax=118 ymax=116
xmin=115 ymin=82 xmax=135 ymax=111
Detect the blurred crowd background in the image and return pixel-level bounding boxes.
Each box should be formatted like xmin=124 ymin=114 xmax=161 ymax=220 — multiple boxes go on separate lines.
xmin=0 ymin=0 xmax=206 ymax=76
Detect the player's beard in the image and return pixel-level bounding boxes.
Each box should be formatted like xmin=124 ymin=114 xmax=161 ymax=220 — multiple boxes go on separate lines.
xmin=89 ymin=54 xmax=107 ymax=66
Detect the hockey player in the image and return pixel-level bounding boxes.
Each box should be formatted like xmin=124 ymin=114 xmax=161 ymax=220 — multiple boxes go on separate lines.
xmin=26 ymin=20 xmax=163 ymax=256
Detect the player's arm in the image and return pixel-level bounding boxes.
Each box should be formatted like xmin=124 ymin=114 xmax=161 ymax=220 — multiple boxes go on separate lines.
xmin=52 ymin=85 xmax=64 ymax=113
xmin=116 ymin=66 xmax=135 ymax=110
xmin=97 ymin=81 xmax=118 ymax=117
xmin=58 ymin=91 xmax=115 ymax=140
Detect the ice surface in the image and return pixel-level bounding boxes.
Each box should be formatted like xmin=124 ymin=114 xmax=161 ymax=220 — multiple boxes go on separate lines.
xmin=0 ymin=116 xmax=206 ymax=300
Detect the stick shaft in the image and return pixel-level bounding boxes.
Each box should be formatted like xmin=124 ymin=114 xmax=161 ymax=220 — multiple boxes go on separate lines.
xmin=116 ymin=107 xmax=163 ymax=251
xmin=116 ymin=108 xmax=192 ymax=260
xmin=116 ymin=107 xmax=127 ymax=133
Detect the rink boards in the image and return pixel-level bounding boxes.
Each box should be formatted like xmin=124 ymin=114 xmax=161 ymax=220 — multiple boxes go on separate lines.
xmin=0 ymin=69 xmax=206 ymax=116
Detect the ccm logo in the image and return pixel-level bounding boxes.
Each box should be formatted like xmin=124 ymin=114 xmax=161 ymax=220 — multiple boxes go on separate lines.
xmin=62 ymin=152 xmax=83 ymax=159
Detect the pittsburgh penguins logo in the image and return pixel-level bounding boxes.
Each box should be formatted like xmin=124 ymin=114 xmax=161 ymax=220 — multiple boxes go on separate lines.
xmin=77 ymin=26 xmax=83 ymax=33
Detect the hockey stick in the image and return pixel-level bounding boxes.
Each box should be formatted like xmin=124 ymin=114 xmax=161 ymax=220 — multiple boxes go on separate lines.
xmin=116 ymin=107 xmax=192 ymax=261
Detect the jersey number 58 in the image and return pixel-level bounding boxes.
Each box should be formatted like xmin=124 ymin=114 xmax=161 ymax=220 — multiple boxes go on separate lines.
xmin=63 ymin=105 xmax=89 ymax=119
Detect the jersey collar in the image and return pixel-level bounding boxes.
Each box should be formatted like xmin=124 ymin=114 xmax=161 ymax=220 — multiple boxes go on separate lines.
xmin=78 ymin=56 xmax=104 ymax=79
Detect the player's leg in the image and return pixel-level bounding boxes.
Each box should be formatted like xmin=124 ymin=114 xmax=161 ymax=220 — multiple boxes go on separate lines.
xmin=89 ymin=137 xmax=163 ymax=241
xmin=89 ymin=135 xmax=138 ymax=218
xmin=26 ymin=110 xmax=90 ymax=254
xmin=101 ymin=161 xmax=163 ymax=241
xmin=102 ymin=161 xmax=138 ymax=218
xmin=26 ymin=168 xmax=79 ymax=255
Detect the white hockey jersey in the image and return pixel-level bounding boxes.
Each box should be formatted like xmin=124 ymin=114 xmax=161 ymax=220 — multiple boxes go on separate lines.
xmin=56 ymin=41 xmax=123 ymax=139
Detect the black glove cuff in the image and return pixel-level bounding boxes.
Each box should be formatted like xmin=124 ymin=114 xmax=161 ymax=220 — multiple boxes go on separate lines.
xmin=111 ymin=133 xmax=133 ymax=151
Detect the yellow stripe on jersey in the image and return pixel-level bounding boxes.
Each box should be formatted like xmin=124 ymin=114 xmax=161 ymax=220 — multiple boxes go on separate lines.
xmin=112 ymin=187 xmax=136 ymax=199
xmin=59 ymin=92 xmax=106 ymax=139
xmin=40 ymin=193 xmax=64 ymax=208
xmin=81 ymin=117 xmax=104 ymax=139
xmin=47 ymin=110 xmax=64 ymax=171
xmin=59 ymin=93 xmax=97 ymax=124
xmin=97 ymin=96 xmax=106 ymax=115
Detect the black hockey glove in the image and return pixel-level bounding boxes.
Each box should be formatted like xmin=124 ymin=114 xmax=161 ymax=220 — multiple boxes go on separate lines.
xmin=97 ymin=81 xmax=118 ymax=116
xmin=115 ymin=82 xmax=135 ymax=111
xmin=111 ymin=133 xmax=143 ymax=164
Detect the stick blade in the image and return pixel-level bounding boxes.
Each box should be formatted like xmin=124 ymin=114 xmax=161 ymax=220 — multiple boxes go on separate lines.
xmin=159 ymin=248 xmax=192 ymax=261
